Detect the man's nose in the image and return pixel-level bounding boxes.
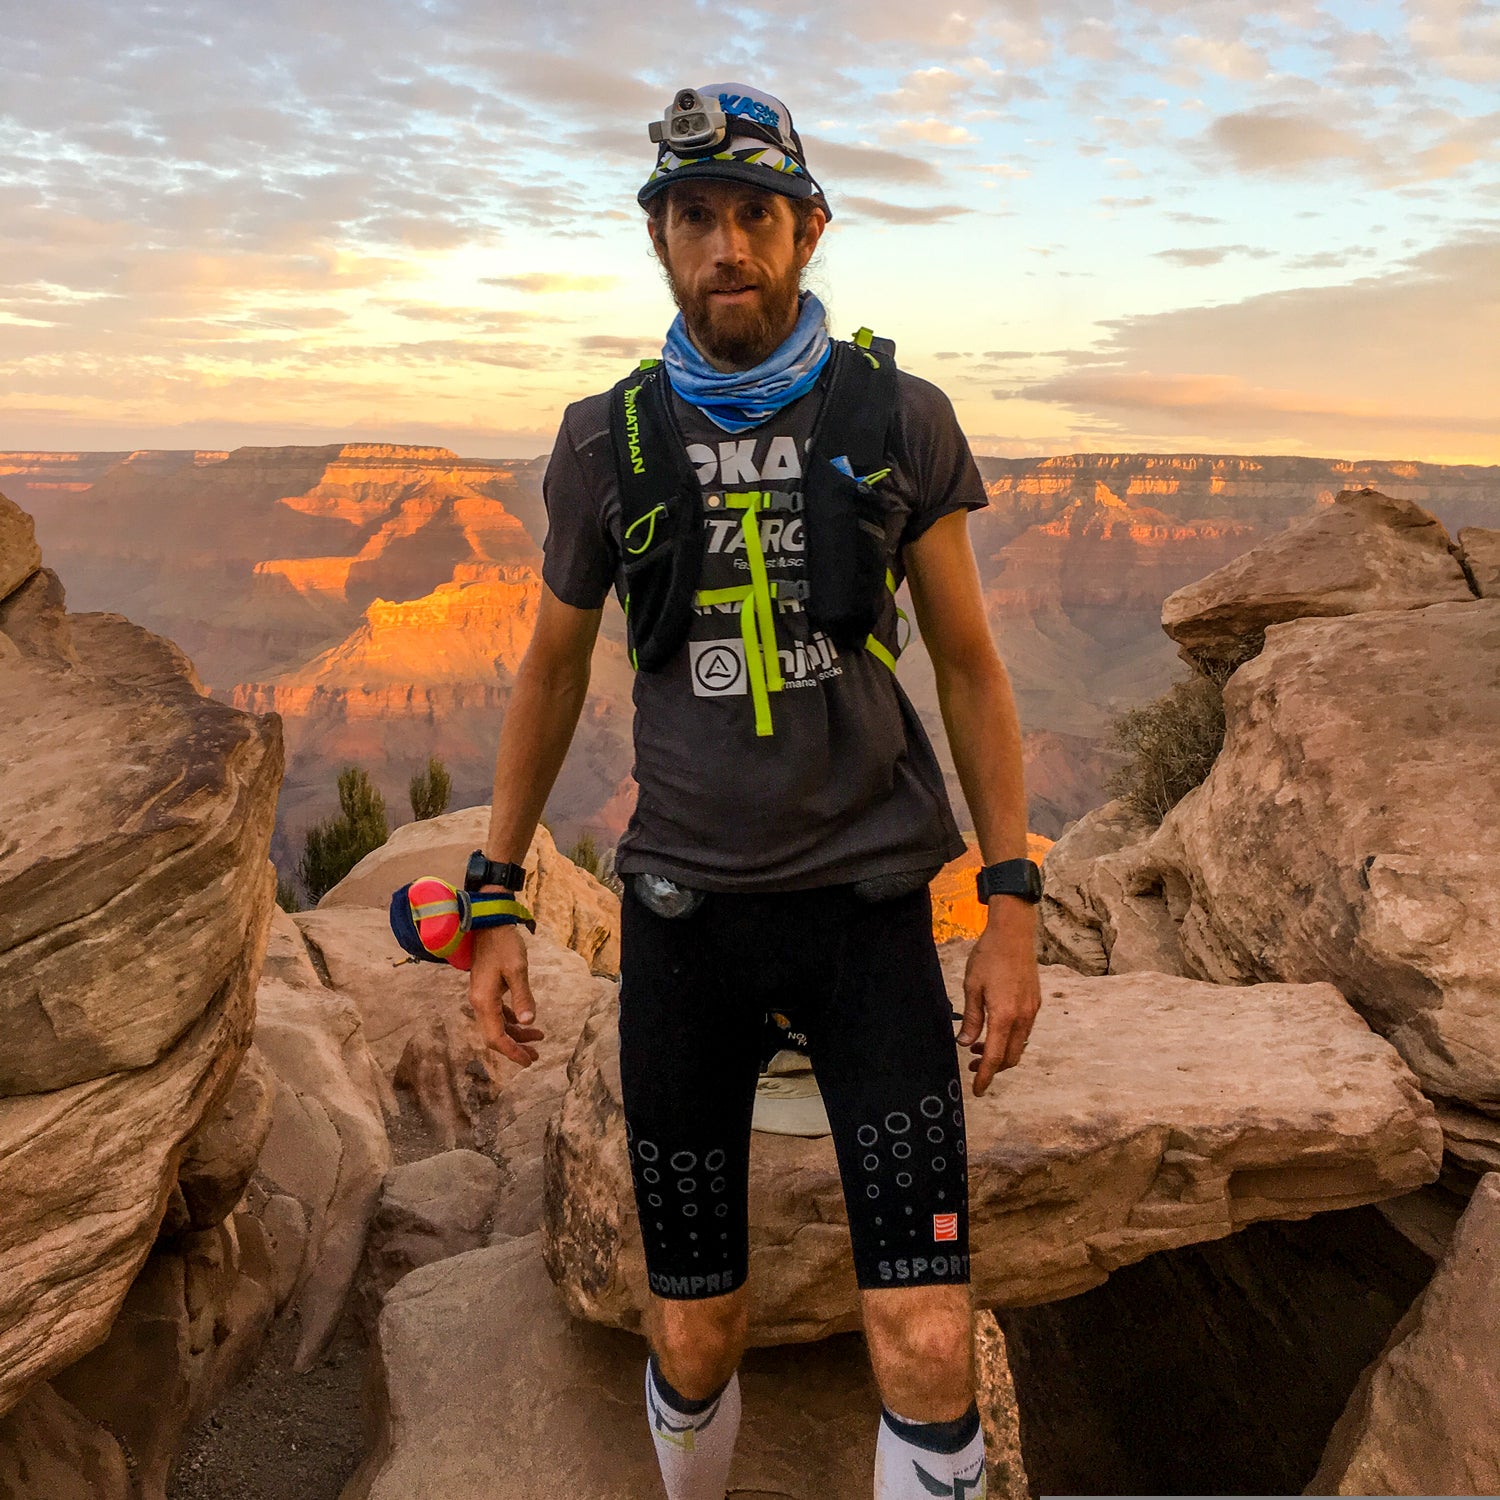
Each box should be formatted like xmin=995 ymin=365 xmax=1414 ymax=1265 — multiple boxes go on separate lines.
xmin=707 ymin=218 xmax=752 ymax=263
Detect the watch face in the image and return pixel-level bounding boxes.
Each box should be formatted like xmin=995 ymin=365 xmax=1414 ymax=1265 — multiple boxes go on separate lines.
xmin=464 ymin=850 xmax=489 ymax=890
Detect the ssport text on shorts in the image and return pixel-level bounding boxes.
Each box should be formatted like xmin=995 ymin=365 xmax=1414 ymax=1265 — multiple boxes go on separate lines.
xmin=618 ymin=877 xmax=971 ymax=1301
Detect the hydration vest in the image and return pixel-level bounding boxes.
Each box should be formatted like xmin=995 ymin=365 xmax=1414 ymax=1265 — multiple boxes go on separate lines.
xmin=607 ymin=329 xmax=903 ymax=735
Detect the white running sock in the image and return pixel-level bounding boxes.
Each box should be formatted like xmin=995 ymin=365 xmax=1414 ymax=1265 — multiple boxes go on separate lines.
xmin=645 ymin=1352 xmax=742 ymax=1500
xmin=874 ymin=1402 xmax=987 ymax=1498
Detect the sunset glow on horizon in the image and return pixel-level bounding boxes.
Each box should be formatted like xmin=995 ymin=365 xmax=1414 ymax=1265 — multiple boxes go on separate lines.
xmin=2 ymin=1 xmax=1497 ymax=465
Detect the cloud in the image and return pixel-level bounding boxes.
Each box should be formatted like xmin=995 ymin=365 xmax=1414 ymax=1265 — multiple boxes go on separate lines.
xmin=893 ymin=119 xmax=978 ymax=146
xmin=482 ymin=273 xmax=619 ymax=294
xmin=1202 ymin=109 xmax=1373 ymax=173
xmin=838 ymin=196 xmax=974 ymax=224
xmin=576 ymin=333 xmax=659 ymax=358
xmin=1154 ymin=244 xmax=1272 ymax=267
xmin=999 ymin=233 xmax=1500 ymax=458
xmin=802 ymin=138 xmax=942 ymax=186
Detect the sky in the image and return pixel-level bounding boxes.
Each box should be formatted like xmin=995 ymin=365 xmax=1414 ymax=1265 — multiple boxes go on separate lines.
xmin=1 ymin=0 xmax=1497 ymax=463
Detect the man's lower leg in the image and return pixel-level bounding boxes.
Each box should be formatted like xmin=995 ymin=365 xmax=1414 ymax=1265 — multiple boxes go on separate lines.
xmin=645 ymin=1350 xmax=742 ymax=1500
xmin=874 ymin=1401 xmax=987 ymax=1498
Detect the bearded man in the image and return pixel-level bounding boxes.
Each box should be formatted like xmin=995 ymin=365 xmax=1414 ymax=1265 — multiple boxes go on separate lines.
xmin=467 ymin=82 xmax=1042 ymax=1500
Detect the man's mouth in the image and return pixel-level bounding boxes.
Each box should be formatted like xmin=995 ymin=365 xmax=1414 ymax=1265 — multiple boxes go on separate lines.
xmin=708 ymin=284 xmax=757 ymax=301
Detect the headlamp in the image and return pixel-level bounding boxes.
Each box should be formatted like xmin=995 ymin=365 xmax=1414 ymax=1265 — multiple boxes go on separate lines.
xmin=648 ymin=88 xmax=728 ymax=155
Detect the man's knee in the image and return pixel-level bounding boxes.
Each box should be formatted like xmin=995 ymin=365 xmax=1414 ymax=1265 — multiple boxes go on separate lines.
xmin=862 ymin=1283 xmax=974 ymax=1384
xmin=650 ymin=1286 xmax=750 ymax=1398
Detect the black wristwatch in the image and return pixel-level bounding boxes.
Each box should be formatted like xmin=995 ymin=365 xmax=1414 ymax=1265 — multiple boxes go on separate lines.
xmin=975 ymin=857 xmax=1043 ymax=904
xmin=465 ymin=849 xmax=527 ymax=893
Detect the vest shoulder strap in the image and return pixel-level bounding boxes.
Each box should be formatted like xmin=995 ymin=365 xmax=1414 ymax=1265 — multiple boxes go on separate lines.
xmin=809 ymin=335 xmax=900 ymax=477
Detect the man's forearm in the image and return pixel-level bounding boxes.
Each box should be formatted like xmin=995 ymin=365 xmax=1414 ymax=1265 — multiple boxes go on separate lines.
xmin=484 ymin=652 xmax=592 ymax=867
xmin=932 ymin=654 xmax=1029 ymax=867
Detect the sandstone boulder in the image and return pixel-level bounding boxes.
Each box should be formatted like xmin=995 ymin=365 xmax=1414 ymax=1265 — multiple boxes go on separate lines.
xmin=173 ymin=1045 xmax=276 ymax=1232
xmin=293 ymin=904 xmax=603 ymax=1155
xmin=49 ymin=1216 xmax=275 ymax=1500
xmin=543 ymin=960 xmax=1441 ymax=1343
xmin=319 ymin=804 xmax=621 ymax=975
xmin=1308 ymin=1171 xmax=1500 ymax=1495
xmin=1126 ymin=599 xmax=1500 ymax=1115
xmin=1161 ymin=489 xmax=1474 ymax=674
xmin=0 ymin=612 xmax=281 ymax=1094
xmin=1037 ymin=798 xmax=1173 ymax=975
xmin=345 ymin=1231 xmax=1022 ymax=1500
xmin=1460 ymin=526 xmax=1500 ymax=596
xmin=362 ymin=1149 xmax=501 ymax=1304
xmin=1434 ymin=1102 xmax=1500 ymax=1190
xmin=0 ymin=489 xmax=41 ymax=601
xmin=0 ymin=1382 xmax=131 ymax=1500
xmin=252 ymin=979 xmax=392 ymax=1371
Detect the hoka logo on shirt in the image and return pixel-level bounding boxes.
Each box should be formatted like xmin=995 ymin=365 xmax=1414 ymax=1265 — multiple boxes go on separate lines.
xmin=686 ymin=436 xmax=802 ymax=485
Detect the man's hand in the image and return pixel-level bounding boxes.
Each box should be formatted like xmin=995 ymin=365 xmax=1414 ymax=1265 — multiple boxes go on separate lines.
xmin=467 ymin=921 xmax=544 ymax=1066
xmin=955 ymin=899 xmax=1042 ymax=1096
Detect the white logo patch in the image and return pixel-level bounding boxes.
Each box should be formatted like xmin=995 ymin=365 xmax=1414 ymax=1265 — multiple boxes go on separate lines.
xmin=689 ymin=638 xmax=747 ymax=696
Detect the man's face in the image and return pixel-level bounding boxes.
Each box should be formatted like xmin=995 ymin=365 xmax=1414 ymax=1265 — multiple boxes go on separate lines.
xmin=648 ymin=180 xmax=825 ymax=369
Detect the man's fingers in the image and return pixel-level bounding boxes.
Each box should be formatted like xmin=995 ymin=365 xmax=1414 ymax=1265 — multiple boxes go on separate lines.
xmin=972 ymin=1019 xmax=1014 ymax=1097
xmin=956 ymin=970 xmax=986 ymax=1048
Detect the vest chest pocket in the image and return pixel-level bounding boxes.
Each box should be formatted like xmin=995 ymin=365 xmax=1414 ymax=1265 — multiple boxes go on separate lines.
xmin=619 ymin=478 xmax=706 ymax=671
xmin=802 ymin=457 xmax=891 ymax=649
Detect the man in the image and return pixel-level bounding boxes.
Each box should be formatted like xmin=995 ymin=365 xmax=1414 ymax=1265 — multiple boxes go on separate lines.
xmin=468 ymin=82 xmax=1042 ymax=1500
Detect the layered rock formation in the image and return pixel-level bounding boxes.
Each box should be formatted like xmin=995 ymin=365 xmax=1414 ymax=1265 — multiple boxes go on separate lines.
xmin=0 ymin=490 xmax=282 ymax=1418
xmin=1309 ymin=1171 xmax=1500 ymax=1495
xmin=543 ymin=959 xmax=1440 ymax=1343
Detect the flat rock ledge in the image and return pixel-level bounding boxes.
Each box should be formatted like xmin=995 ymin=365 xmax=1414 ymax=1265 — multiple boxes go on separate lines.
xmin=544 ymin=959 xmax=1442 ymax=1343
xmin=342 ymin=1231 xmax=1023 ymax=1500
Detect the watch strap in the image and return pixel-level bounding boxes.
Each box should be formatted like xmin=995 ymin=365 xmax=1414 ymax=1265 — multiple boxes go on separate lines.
xmin=975 ymin=857 xmax=1043 ymax=904
xmin=465 ymin=849 xmax=527 ymax=893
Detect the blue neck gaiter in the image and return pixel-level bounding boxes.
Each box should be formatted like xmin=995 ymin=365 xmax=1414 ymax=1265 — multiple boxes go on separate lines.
xmin=663 ymin=290 xmax=831 ymax=434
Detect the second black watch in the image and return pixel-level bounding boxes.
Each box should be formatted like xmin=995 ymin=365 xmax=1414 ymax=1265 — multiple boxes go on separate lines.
xmin=975 ymin=857 xmax=1043 ymax=904
xmin=465 ymin=848 xmax=527 ymax=893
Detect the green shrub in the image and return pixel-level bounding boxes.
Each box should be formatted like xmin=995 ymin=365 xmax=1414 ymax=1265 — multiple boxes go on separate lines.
xmin=1104 ymin=669 xmax=1227 ymax=824
xmin=298 ymin=765 xmax=390 ymax=902
xmin=409 ymin=755 xmax=453 ymax=821
xmin=567 ymin=829 xmax=623 ymax=895
xmin=274 ymin=874 xmax=302 ymax=912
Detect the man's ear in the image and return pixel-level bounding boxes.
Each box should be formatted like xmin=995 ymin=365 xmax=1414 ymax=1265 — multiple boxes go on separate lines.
xmin=797 ymin=206 xmax=828 ymax=269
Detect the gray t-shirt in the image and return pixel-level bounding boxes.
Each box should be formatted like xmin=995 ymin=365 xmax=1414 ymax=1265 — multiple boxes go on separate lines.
xmin=541 ymin=366 xmax=987 ymax=892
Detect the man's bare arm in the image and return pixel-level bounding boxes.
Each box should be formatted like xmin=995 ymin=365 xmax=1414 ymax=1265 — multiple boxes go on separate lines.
xmin=903 ymin=509 xmax=1042 ymax=1095
xmin=468 ymin=584 xmax=603 ymax=1065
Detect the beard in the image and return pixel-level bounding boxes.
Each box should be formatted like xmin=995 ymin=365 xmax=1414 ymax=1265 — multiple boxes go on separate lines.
xmin=661 ymin=247 xmax=804 ymax=369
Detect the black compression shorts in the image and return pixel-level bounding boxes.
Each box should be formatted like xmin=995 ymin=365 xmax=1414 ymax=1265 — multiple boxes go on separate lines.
xmin=617 ymin=878 xmax=971 ymax=1301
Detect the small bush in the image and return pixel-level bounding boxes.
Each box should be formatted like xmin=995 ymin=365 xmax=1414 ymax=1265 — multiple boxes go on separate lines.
xmin=409 ymin=755 xmax=453 ymax=821
xmin=275 ymin=874 xmax=302 ymax=912
xmin=298 ymin=765 xmax=390 ymax=902
xmin=1104 ymin=669 xmax=1227 ymax=824
xmin=567 ymin=829 xmax=623 ymax=895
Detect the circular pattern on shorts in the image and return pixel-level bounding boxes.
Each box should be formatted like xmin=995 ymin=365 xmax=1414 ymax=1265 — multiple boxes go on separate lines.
xmin=637 ymin=1140 xmax=659 ymax=1163
xmin=670 ymin=1150 xmax=697 ymax=1172
xmin=885 ymin=1111 xmax=911 ymax=1135
xmin=927 ymin=1125 xmax=945 ymax=1145
xmin=931 ymin=1157 xmax=947 ymax=1173
xmin=682 ymin=1202 xmax=699 ymax=1217
xmin=715 ymin=1203 xmax=729 ymax=1218
xmin=857 ymin=1125 xmax=878 ymax=1148
xmin=957 ymin=1138 xmax=967 ymax=1156
xmin=705 ymin=1148 xmax=726 ymax=1171
xmin=863 ymin=1153 xmax=880 ymax=1173
xmin=920 ymin=1094 xmax=944 ymax=1119
xmin=948 ymin=1079 xmax=961 ymax=1102
xmin=866 ymin=1183 xmax=880 ymax=1198
xmin=648 ymin=1193 xmax=662 ymax=1207
xmin=952 ymin=1110 xmax=964 ymax=1127
xmin=643 ymin=1167 xmax=660 ymax=1184
xmin=892 ymin=1140 xmax=912 ymax=1160
xmin=896 ymin=1171 xmax=913 ymax=1188
xmin=677 ymin=1178 xmax=696 ymax=1194
xmin=710 ymin=1176 xmax=726 ymax=1194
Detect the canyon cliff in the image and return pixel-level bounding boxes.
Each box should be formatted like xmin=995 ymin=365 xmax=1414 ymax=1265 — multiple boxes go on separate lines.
xmin=9 ymin=445 xmax=1498 ymax=867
